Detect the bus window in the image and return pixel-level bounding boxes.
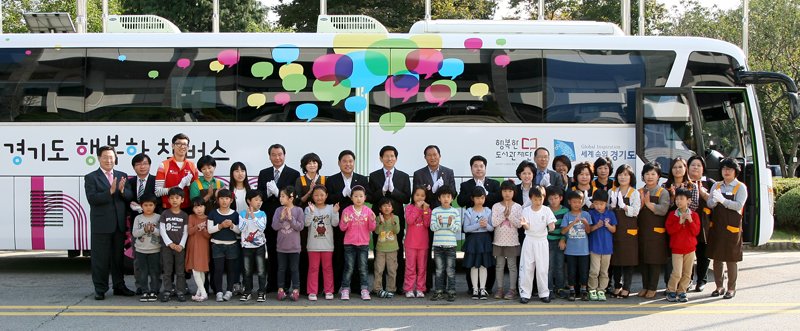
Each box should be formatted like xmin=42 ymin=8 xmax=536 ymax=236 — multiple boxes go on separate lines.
xmin=85 ymin=48 xmax=236 ymax=122
xmin=640 ymin=93 xmax=698 ymax=175
xmin=695 ymin=91 xmax=745 ymax=159
xmin=544 ymin=50 xmax=675 ymax=124
xmin=0 ymin=48 xmax=85 ymax=122
xmin=681 ymin=52 xmax=740 ymax=87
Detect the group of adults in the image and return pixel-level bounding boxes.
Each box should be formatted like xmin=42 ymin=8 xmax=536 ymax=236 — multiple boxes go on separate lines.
xmin=86 ymin=132 xmax=744 ymax=300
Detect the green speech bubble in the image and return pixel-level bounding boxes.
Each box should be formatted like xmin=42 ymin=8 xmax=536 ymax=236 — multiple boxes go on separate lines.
xmin=251 ymin=62 xmax=274 ymax=80
xmin=432 ymin=80 xmax=457 ymax=97
xmin=379 ymin=112 xmax=406 ymax=134
xmin=313 ymin=79 xmax=351 ymax=106
xmin=496 ymin=38 xmax=506 ymax=46
xmin=369 ymin=38 xmax=418 ymax=75
xmin=148 ymin=70 xmax=159 ymax=79
xmin=282 ymin=74 xmax=307 ymax=94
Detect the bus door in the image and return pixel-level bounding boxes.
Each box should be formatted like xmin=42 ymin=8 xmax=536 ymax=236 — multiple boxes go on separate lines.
xmin=635 ymin=87 xmax=759 ymax=244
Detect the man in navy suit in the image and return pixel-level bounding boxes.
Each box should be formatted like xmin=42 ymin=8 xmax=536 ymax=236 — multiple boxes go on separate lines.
xmin=85 ymin=146 xmax=135 ymax=300
xmin=533 ymin=147 xmax=564 ymax=190
xmin=126 ymin=153 xmax=158 ymax=295
xmin=326 ymin=150 xmax=369 ymax=292
xmin=368 ymin=146 xmax=411 ymax=293
xmin=413 ymin=145 xmax=456 ymax=208
xmin=257 ymin=144 xmax=300 ymax=293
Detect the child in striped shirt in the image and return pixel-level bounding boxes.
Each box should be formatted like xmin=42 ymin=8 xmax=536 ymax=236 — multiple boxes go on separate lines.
xmin=430 ymin=185 xmax=461 ymax=302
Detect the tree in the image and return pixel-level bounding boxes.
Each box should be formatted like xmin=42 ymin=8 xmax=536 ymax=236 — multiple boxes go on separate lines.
xmin=2 ymin=0 xmax=122 ymax=33
xmin=506 ymin=0 xmax=668 ymax=35
xmin=120 ymin=0 xmax=273 ymax=32
xmin=274 ymin=0 xmax=496 ymax=33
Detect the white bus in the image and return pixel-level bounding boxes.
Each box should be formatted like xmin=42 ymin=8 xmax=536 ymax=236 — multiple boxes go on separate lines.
xmin=0 ymin=19 xmax=796 ymax=256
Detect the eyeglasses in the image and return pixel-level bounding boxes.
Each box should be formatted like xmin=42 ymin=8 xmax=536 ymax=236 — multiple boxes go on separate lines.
xmin=173 ymin=142 xmax=189 ymax=147
xmin=134 ymin=162 xmax=150 ymax=167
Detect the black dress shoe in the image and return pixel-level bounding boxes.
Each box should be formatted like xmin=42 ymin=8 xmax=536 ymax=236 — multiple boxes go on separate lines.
xmin=694 ymin=284 xmax=706 ymax=292
xmin=723 ymin=291 xmax=735 ymax=299
xmin=113 ymin=287 xmax=136 ymax=296
xmin=520 ymin=297 xmax=529 ymax=304
xmin=541 ymin=297 xmax=551 ymax=303
xmin=94 ymin=292 xmax=105 ymax=300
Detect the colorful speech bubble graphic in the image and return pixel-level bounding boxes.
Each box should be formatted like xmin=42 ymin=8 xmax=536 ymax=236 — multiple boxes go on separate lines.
xmin=217 ymin=50 xmax=240 ymax=68
xmin=177 ymin=58 xmax=191 ymax=69
xmin=438 ymin=58 xmax=464 ymax=80
xmin=282 ymin=74 xmax=307 ymax=94
xmin=25 ymin=50 xmax=32 ymax=55
xmin=250 ymin=62 xmax=274 ymax=80
xmin=275 ymin=93 xmax=291 ymax=106
xmin=379 ymin=112 xmax=406 ymax=134
xmin=385 ymin=73 xmax=420 ymax=102
xmin=117 ymin=55 xmax=126 ymax=61
xmin=210 ymin=60 xmax=224 ymax=73
xmin=313 ymin=54 xmax=347 ymax=84
xmin=470 ymin=83 xmax=489 ymax=99
xmin=405 ymin=49 xmax=443 ymax=79
xmin=494 ymin=55 xmax=510 ymax=67
xmin=496 ymin=38 xmax=507 ymax=46
xmin=247 ymin=93 xmax=266 ymax=109
xmin=464 ymin=38 xmax=483 ymax=52
xmin=273 ymin=44 xmax=299 ymax=64
xmin=432 ymin=80 xmax=457 ymax=97
xmin=339 ymin=51 xmax=388 ymax=94
xmin=148 ymin=70 xmax=159 ymax=79
xmin=313 ymin=79 xmax=351 ymax=106
xmin=279 ymin=63 xmax=304 ymax=79
xmin=344 ymin=96 xmax=367 ymax=114
xmin=296 ymin=103 xmax=318 ymax=122
xmin=54 ymin=45 xmax=62 ymax=50
xmin=424 ymin=84 xmax=452 ymax=106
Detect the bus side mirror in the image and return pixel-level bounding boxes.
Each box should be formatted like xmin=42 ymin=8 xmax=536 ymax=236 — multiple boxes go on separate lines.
xmin=788 ymin=92 xmax=800 ymax=120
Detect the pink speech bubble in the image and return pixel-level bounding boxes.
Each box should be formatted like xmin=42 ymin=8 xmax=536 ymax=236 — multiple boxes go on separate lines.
xmin=217 ymin=50 xmax=240 ymax=68
xmin=275 ymin=93 xmax=291 ymax=106
xmin=385 ymin=76 xmax=420 ymax=103
xmin=494 ymin=55 xmax=510 ymax=67
xmin=25 ymin=50 xmax=31 ymax=55
xmin=405 ymin=49 xmax=443 ymax=80
xmin=424 ymin=85 xmax=452 ymax=106
xmin=177 ymin=58 xmax=191 ymax=69
xmin=313 ymin=54 xmax=345 ymax=83
xmin=464 ymin=38 xmax=483 ymax=52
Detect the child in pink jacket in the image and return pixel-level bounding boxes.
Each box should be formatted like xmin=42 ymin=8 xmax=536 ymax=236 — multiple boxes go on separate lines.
xmin=403 ymin=185 xmax=432 ymax=298
xmin=338 ymin=185 xmax=376 ymax=300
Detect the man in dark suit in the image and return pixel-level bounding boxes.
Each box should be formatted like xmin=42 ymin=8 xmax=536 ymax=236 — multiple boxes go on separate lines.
xmin=85 ymin=146 xmax=135 ymax=300
xmin=533 ymin=147 xmax=564 ymax=190
xmin=457 ymin=155 xmax=502 ymax=294
xmin=126 ymin=153 xmax=157 ymax=295
xmin=257 ymin=144 xmax=300 ymax=293
xmin=368 ymin=146 xmax=411 ymax=294
xmin=413 ymin=145 xmax=456 ymax=208
xmin=326 ymin=150 xmax=369 ymax=292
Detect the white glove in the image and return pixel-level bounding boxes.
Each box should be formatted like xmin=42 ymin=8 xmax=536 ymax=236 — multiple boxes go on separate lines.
xmin=540 ymin=174 xmax=550 ymax=187
xmin=130 ymin=202 xmax=143 ymax=213
xmin=382 ymin=177 xmax=391 ymax=192
xmin=610 ymin=190 xmax=618 ymax=208
xmin=178 ymin=173 xmax=193 ymax=189
xmin=432 ymin=177 xmax=444 ymax=193
xmin=617 ymin=191 xmax=627 ymax=209
xmin=583 ymin=191 xmax=592 ymax=209
xmin=712 ymin=189 xmax=725 ymax=204
xmin=343 ymin=185 xmax=351 ymax=198
xmin=267 ymin=180 xmax=279 ymax=198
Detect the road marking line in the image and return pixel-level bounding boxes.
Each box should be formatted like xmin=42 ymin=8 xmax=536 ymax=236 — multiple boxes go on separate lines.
xmin=52 ymin=310 xmax=800 ymax=317
xmin=0 ymin=312 xmax=59 ymax=316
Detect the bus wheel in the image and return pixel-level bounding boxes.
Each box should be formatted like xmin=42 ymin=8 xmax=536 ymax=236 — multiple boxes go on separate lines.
xmin=68 ymin=250 xmax=80 ymax=258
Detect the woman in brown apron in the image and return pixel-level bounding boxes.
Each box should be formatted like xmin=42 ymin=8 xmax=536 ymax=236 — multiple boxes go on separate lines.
xmin=687 ymin=156 xmax=715 ymax=292
xmin=661 ymin=157 xmax=700 ymax=290
xmin=294 ymin=153 xmax=326 ymax=296
xmin=706 ymin=158 xmax=747 ymax=299
xmin=609 ymin=164 xmax=640 ymax=298
xmin=637 ymin=162 xmax=670 ymax=299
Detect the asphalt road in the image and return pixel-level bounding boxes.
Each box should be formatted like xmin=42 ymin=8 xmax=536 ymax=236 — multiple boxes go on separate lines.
xmin=0 ymin=250 xmax=799 ymax=330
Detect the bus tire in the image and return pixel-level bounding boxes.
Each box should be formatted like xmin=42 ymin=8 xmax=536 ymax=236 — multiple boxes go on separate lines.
xmin=67 ymin=250 xmax=80 ymax=258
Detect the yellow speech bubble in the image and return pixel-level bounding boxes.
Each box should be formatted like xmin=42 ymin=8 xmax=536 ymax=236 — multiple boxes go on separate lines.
xmin=279 ymin=63 xmax=304 ymax=79
xmin=247 ymin=93 xmax=267 ymax=109
xmin=209 ymin=61 xmax=224 ymax=73
xmin=409 ymin=35 xmax=443 ymax=51
xmin=470 ymin=83 xmax=489 ymax=99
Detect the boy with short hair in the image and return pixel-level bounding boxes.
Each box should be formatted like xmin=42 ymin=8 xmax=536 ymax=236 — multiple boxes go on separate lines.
xmin=666 ymin=188 xmax=700 ymax=302
xmin=561 ymin=190 xmax=594 ymax=301
xmin=160 ymin=187 xmax=190 ymax=302
xmin=238 ymin=190 xmax=268 ymax=302
xmin=587 ymin=190 xmax=617 ymax=301
xmin=519 ymin=185 xmax=557 ymax=304
xmin=546 ymin=186 xmax=569 ymax=299
xmin=131 ymin=194 xmax=162 ymax=302
xmin=430 ymin=185 xmax=461 ymax=302
xmin=374 ymin=198 xmax=400 ymax=298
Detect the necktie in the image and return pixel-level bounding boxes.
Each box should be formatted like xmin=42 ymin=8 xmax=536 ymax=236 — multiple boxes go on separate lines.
xmin=137 ymin=178 xmax=145 ymax=200
xmin=431 ymin=169 xmax=438 ymax=183
xmin=536 ymin=171 xmax=545 ymax=185
xmin=105 ymin=171 xmax=113 ymax=186
xmin=274 ymin=168 xmax=280 ymax=182
xmin=386 ymin=170 xmax=392 ymax=180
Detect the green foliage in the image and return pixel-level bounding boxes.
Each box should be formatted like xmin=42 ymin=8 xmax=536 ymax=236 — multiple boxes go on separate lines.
xmin=2 ymin=0 xmax=122 ymax=33
xmin=775 ymin=186 xmax=800 ymax=229
xmin=506 ymin=0 xmax=667 ymax=35
xmin=274 ymin=0 xmax=496 ymax=33
xmin=119 ymin=0 xmax=274 ymax=32
xmin=774 ymin=178 xmax=800 ymax=202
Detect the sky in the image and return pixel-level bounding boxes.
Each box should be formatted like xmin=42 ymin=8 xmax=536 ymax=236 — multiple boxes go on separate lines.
xmin=259 ymin=0 xmax=741 ymax=23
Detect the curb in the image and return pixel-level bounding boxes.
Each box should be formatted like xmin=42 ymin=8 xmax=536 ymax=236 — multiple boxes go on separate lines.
xmin=745 ymin=241 xmax=800 ymax=251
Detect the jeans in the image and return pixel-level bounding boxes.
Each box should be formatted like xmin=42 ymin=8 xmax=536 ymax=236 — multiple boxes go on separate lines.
xmin=548 ymin=240 xmax=565 ymax=291
xmin=341 ymin=245 xmax=369 ymax=291
xmin=433 ymin=246 xmax=457 ymax=292
xmin=565 ymin=254 xmax=589 ymax=288
xmin=135 ymin=251 xmax=161 ymax=293
xmin=277 ymin=252 xmax=300 ymax=291
xmin=242 ymin=246 xmax=267 ymax=293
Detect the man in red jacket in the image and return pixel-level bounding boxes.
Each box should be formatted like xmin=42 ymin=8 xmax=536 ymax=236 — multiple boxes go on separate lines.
xmin=665 ymin=188 xmax=700 ymax=303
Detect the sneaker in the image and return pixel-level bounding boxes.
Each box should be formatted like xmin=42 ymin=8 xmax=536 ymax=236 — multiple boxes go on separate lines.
xmin=549 ymin=291 xmax=556 ymax=300
xmin=290 ymin=290 xmax=299 ymax=301
xmin=678 ymin=293 xmax=688 ymax=302
xmin=556 ymin=288 xmax=569 ymax=299
xmin=341 ymin=290 xmax=350 ymax=300
xmin=479 ymin=288 xmax=489 ymax=300
xmin=232 ymin=283 xmax=244 ymax=296
xmin=215 ymin=292 xmax=224 ymax=302
xmin=139 ymin=293 xmax=148 ymax=302
xmin=430 ymin=290 xmax=444 ymax=301
xmin=447 ymin=290 xmax=456 ymax=302
xmin=406 ymin=291 xmax=416 ymax=298
xmin=161 ymin=292 xmax=170 ymax=302
xmin=177 ymin=293 xmax=186 ymax=302
xmin=589 ymin=290 xmax=598 ymax=301
xmin=568 ymin=290 xmax=576 ymax=301
xmin=325 ymin=293 xmax=334 ymax=300
xmin=308 ymin=294 xmax=318 ymax=301
xmin=386 ymin=292 xmax=394 ymax=298
xmin=148 ymin=292 xmax=158 ymax=302
xmin=667 ymin=292 xmax=678 ymax=302
xmin=361 ymin=289 xmax=371 ymax=300
xmin=223 ymin=291 xmax=233 ymax=301
xmin=416 ymin=291 xmax=426 ymax=298
xmin=580 ymin=290 xmax=589 ymax=301
xmin=504 ymin=289 xmax=516 ymax=300
xmin=240 ymin=293 xmax=252 ymax=301
xmin=598 ymin=291 xmax=607 ymax=301
xmin=277 ymin=289 xmax=287 ymax=301
xmin=257 ymin=292 xmax=266 ymax=302
xmin=520 ymin=297 xmax=530 ymax=304
xmin=494 ymin=289 xmax=504 ymax=299
xmin=377 ymin=290 xmax=387 ymax=298
xmin=472 ymin=288 xmax=479 ymax=300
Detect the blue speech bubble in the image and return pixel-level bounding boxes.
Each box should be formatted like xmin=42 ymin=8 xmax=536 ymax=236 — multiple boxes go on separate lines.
xmin=340 ymin=51 xmax=388 ymax=95
xmin=273 ymin=44 xmax=299 ymax=64
xmin=296 ymin=103 xmax=318 ymax=122
xmin=118 ymin=55 xmax=126 ymax=62
xmin=344 ymin=96 xmax=368 ymax=114
xmin=438 ymin=58 xmax=465 ymax=80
